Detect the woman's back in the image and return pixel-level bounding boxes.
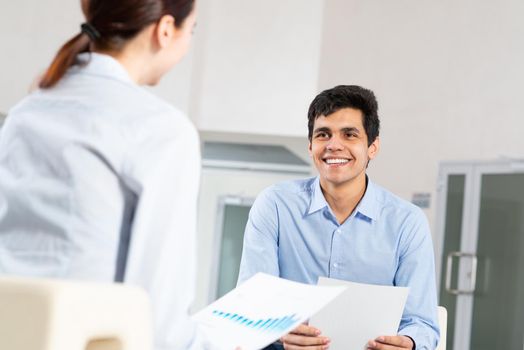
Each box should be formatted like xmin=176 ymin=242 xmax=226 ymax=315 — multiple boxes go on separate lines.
xmin=0 ymin=53 xmax=199 ymax=282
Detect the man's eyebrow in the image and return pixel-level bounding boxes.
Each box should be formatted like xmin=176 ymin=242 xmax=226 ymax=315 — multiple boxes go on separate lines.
xmin=313 ymin=127 xmax=331 ymax=134
xmin=341 ymin=127 xmax=360 ymax=133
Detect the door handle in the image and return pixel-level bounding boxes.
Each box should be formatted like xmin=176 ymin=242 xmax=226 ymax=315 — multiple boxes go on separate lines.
xmin=445 ymin=251 xmax=477 ymax=295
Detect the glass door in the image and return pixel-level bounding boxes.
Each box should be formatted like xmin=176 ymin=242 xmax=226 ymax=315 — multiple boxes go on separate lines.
xmin=437 ymin=161 xmax=524 ymax=350
xmin=468 ymin=169 xmax=524 ymax=349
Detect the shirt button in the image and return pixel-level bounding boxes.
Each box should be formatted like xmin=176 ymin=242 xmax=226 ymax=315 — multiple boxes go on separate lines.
xmin=336 ymin=229 xmax=341 ymax=234
xmin=333 ymin=263 xmax=339 ymax=268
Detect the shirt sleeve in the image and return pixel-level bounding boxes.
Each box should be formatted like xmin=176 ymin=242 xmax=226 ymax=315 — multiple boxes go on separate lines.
xmin=237 ymin=187 xmax=280 ymax=285
xmin=395 ymin=208 xmax=440 ymax=350
xmin=120 ymin=115 xmax=211 ymax=350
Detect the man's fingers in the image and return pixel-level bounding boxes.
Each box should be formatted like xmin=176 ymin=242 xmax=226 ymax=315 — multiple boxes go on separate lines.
xmin=376 ymin=336 xmax=411 ymax=347
xmin=367 ymin=340 xmax=401 ymax=350
xmin=367 ymin=335 xmax=414 ymax=350
xmin=278 ymin=324 xmax=329 ymax=350
xmin=291 ymin=324 xmax=321 ymax=336
xmin=367 ymin=341 xmax=392 ymax=350
xmin=282 ymin=342 xmax=329 ymax=350
xmin=281 ymin=333 xmax=329 ymax=346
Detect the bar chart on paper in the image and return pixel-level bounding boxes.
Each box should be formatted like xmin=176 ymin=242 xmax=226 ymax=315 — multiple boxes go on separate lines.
xmin=192 ymin=273 xmax=345 ymax=350
xmin=211 ymin=309 xmax=300 ymax=333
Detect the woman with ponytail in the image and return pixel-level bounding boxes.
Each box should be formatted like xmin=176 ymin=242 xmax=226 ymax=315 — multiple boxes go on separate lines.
xmin=0 ymin=1 xmax=211 ymax=349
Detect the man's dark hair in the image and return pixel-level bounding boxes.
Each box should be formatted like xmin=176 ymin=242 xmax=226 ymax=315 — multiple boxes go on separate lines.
xmin=307 ymin=85 xmax=380 ymax=146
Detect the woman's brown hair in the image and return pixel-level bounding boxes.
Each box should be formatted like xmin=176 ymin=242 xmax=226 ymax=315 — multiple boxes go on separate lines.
xmin=39 ymin=0 xmax=195 ymax=89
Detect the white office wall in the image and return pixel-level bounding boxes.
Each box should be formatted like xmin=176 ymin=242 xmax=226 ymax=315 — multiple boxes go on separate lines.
xmin=318 ymin=0 xmax=524 ymax=235
xmin=0 ymin=0 xmax=81 ymax=113
xmin=189 ymin=0 xmax=324 ymax=137
xmin=0 ymin=0 xmax=193 ymax=114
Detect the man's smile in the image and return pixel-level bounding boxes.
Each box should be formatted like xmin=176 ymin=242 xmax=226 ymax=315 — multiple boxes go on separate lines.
xmin=322 ymin=157 xmax=352 ymax=166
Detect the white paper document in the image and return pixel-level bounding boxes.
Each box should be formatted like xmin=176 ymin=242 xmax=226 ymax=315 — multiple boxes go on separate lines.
xmin=192 ymin=273 xmax=346 ymax=350
xmin=310 ymin=277 xmax=409 ymax=350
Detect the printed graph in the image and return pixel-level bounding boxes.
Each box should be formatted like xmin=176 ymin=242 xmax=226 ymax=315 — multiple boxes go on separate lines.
xmin=212 ymin=309 xmax=299 ymax=333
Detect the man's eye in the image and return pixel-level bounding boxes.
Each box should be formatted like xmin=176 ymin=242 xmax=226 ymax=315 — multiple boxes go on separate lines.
xmin=316 ymin=133 xmax=328 ymax=138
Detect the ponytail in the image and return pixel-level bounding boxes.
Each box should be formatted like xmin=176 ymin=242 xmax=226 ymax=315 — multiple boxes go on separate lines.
xmin=39 ymin=33 xmax=90 ymax=89
xmin=38 ymin=0 xmax=195 ymax=89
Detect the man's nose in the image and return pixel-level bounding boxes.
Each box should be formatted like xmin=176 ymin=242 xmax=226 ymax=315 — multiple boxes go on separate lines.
xmin=326 ymin=135 xmax=344 ymax=151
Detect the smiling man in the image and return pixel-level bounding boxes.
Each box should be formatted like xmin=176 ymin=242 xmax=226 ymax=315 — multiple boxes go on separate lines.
xmin=237 ymin=85 xmax=440 ymax=350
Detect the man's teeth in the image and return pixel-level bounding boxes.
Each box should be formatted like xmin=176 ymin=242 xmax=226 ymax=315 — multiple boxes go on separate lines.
xmin=325 ymin=158 xmax=349 ymax=164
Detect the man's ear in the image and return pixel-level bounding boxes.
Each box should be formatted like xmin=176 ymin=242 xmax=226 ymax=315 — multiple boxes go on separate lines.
xmin=308 ymin=141 xmax=313 ymax=157
xmin=155 ymin=14 xmax=176 ymax=49
xmin=367 ymin=136 xmax=380 ymax=160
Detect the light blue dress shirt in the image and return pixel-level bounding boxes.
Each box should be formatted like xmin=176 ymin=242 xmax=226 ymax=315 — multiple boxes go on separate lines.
xmin=238 ymin=176 xmax=440 ymax=350
xmin=0 ymin=53 xmax=210 ymax=350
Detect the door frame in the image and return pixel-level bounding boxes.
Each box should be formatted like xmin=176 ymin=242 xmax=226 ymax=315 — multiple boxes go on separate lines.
xmin=208 ymin=195 xmax=255 ymax=304
xmin=436 ymin=159 xmax=524 ymax=350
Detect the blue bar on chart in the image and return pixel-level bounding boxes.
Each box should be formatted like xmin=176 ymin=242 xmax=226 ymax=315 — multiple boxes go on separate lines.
xmin=212 ymin=310 xmax=299 ymax=333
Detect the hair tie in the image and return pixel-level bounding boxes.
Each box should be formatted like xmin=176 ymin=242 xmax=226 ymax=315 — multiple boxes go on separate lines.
xmin=81 ymin=23 xmax=101 ymax=41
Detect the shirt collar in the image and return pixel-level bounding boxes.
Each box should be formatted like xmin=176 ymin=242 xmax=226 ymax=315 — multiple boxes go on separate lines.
xmin=307 ymin=176 xmax=379 ymax=221
xmin=70 ymin=52 xmax=135 ymax=85
xmin=308 ymin=177 xmax=329 ymax=215
xmin=356 ymin=178 xmax=379 ymax=221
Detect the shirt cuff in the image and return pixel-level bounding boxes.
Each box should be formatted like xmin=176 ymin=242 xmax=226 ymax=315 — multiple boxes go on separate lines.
xmin=404 ymin=335 xmax=416 ymax=350
xmin=398 ymin=325 xmax=432 ymax=350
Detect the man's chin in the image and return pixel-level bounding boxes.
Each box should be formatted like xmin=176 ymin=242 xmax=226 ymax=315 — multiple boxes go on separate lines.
xmin=320 ymin=175 xmax=350 ymax=187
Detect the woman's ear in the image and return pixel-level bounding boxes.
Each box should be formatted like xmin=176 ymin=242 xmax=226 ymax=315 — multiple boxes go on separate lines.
xmin=81 ymin=0 xmax=89 ymax=16
xmin=155 ymin=14 xmax=176 ymax=48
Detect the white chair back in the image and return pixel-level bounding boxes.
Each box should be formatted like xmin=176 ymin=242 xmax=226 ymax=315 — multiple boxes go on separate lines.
xmin=436 ymin=306 xmax=447 ymax=350
xmin=0 ymin=276 xmax=153 ymax=350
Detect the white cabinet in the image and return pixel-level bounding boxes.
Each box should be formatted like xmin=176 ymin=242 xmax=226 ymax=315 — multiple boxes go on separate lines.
xmin=190 ymin=0 xmax=325 ymax=137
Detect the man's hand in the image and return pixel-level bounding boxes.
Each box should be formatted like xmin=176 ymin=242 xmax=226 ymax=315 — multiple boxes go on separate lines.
xmin=280 ymin=324 xmax=330 ymax=350
xmin=367 ymin=335 xmax=414 ymax=350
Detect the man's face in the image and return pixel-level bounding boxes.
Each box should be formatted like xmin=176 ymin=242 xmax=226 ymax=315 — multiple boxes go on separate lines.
xmin=308 ymin=108 xmax=379 ymax=190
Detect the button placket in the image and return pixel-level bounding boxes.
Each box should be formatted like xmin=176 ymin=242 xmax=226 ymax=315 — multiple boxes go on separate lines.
xmin=330 ymin=227 xmax=344 ymax=276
